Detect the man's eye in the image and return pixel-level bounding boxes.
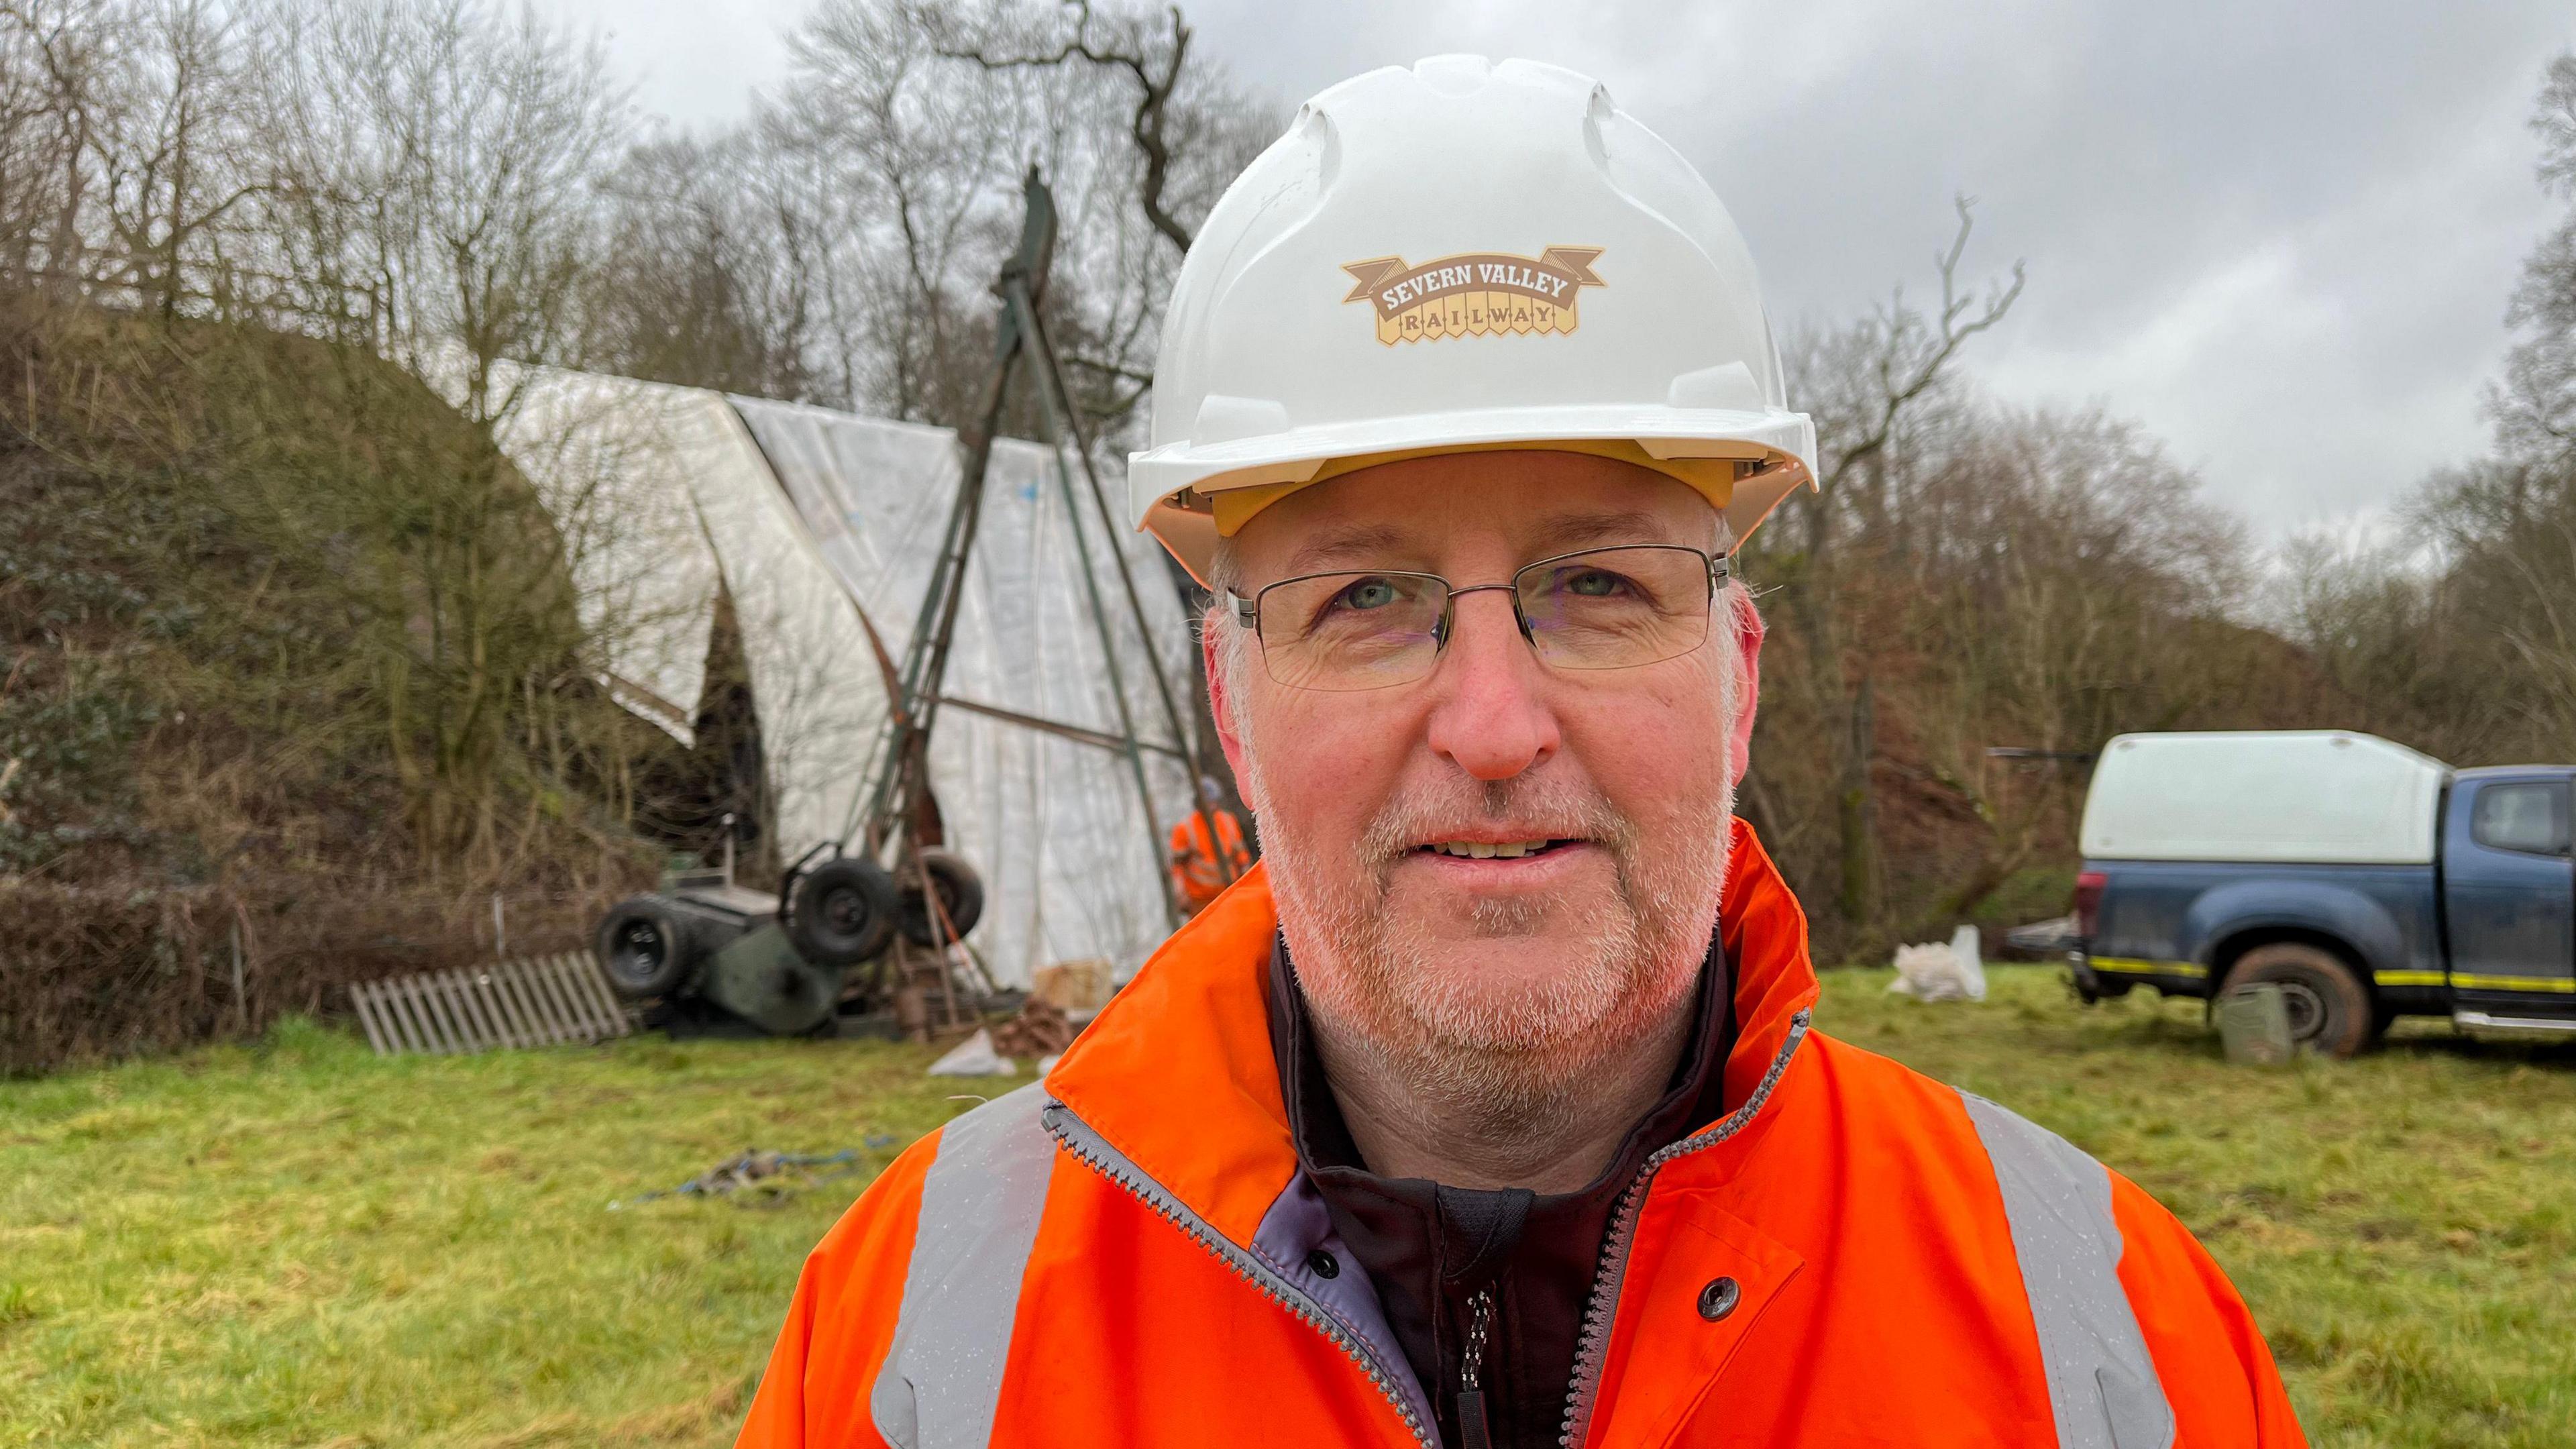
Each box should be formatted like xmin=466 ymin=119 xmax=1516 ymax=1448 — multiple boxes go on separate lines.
xmin=1564 ymin=569 xmax=1627 ymax=598
xmin=1335 ymin=578 xmax=1400 ymax=610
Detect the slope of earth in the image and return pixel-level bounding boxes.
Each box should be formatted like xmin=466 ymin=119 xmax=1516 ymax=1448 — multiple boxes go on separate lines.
xmin=0 ymin=296 xmax=682 ymax=1073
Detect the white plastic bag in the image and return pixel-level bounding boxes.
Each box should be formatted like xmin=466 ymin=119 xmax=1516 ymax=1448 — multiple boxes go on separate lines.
xmin=926 ymin=1027 xmax=1018 ymax=1077
xmin=1949 ymin=924 xmax=1987 ymax=1002
xmin=1888 ymin=925 xmax=1987 ymax=1004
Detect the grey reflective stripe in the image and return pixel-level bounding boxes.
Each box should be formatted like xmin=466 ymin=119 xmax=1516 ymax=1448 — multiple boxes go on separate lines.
xmin=1960 ymin=1092 xmax=2176 ymax=1449
xmin=869 ymin=1082 xmax=1057 ymax=1449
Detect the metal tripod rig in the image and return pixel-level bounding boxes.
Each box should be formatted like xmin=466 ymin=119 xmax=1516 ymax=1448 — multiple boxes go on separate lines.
xmin=841 ymin=168 xmax=1224 ymax=946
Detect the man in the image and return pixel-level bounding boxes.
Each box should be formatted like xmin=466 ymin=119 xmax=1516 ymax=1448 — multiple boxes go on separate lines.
xmin=739 ymin=57 xmax=2304 ymax=1448
xmin=1169 ymin=775 xmax=1252 ymax=917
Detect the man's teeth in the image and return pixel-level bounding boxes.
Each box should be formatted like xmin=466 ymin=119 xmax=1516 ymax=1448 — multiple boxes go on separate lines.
xmin=1430 ymin=840 xmax=1552 ymax=859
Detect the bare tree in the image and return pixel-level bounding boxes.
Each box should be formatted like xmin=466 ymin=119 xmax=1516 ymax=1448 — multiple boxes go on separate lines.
xmin=252 ymin=0 xmax=627 ymax=420
xmin=934 ymin=0 xmax=1201 ymax=253
xmin=584 ymin=130 xmax=818 ymax=398
xmin=2345 ymin=52 xmax=2576 ymax=767
xmin=0 ymin=1 xmax=117 ymax=280
xmin=1756 ymin=199 xmax=2021 ymax=938
xmin=87 ymin=0 xmax=270 ymax=315
xmin=2493 ymin=52 xmax=2576 ymax=467
xmin=760 ymin=0 xmax=1269 ymax=433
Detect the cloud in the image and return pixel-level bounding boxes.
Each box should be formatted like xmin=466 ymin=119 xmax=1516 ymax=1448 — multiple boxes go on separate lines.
xmin=560 ymin=0 xmax=2575 ymax=536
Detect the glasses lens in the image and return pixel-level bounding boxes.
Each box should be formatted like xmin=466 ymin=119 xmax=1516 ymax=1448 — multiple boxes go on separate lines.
xmin=1515 ymin=546 xmax=1713 ymax=669
xmin=1254 ymin=571 xmax=1448 ymax=690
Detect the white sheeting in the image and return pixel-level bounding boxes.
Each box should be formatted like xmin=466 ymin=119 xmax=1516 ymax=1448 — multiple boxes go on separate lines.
xmin=733 ymin=397 xmax=1194 ymax=985
xmin=484 ymin=366 xmax=883 ymax=860
xmin=468 ymin=365 xmax=722 ymax=741
xmin=484 ymin=363 xmax=1193 ymax=985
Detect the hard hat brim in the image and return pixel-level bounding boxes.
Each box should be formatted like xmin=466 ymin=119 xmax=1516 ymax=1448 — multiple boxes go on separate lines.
xmin=1130 ymin=404 xmax=1817 ymax=586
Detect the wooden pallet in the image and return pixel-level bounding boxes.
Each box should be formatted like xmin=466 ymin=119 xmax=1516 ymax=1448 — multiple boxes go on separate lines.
xmin=350 ymin=953 xmax=634 ymax=1057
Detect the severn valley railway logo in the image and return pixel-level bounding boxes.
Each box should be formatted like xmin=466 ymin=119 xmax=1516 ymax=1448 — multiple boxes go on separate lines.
xmin=1341 ymin=247 xmax=1606 ymax=345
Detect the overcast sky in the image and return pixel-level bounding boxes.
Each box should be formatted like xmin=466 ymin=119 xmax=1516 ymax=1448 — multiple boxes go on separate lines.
xmin=543 ymin=0 xmax=2575 ymax=541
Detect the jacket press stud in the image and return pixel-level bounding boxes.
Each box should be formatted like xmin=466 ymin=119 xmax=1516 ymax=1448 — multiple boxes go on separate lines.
xmin=1697 ymin=1276 xmax=1741 ymax=1322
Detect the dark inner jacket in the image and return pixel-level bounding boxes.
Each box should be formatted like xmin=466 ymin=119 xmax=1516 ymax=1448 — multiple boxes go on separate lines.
xmin=1268 ymin=936 xmax=1737 ymax=1449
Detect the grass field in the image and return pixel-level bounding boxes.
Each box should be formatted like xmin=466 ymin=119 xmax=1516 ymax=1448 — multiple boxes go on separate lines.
xmin=5 ymin=965 xmax=2573 ymax=1447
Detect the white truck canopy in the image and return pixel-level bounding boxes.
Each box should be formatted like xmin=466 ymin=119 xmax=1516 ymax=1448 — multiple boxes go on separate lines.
xmin=2080 ymin=731 xmax=2451 ymax=865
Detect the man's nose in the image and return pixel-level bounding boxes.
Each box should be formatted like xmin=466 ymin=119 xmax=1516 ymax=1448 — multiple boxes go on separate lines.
xmin=1423 ymin=588 xmax=1559 ymax=781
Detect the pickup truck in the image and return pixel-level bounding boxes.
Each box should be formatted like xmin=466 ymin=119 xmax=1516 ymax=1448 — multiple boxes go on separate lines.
xmin=2072 ymin=731 xmax=2576 ymax=1056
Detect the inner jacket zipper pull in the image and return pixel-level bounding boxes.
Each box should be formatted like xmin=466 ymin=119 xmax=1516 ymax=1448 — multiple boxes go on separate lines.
xmin=1458 ymin=1285 xmax=1495 ymax=1449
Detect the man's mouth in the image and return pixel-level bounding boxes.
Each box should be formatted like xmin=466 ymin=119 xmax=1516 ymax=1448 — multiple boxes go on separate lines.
xmin=1415 ymin=839 xmax=1578 ymax=860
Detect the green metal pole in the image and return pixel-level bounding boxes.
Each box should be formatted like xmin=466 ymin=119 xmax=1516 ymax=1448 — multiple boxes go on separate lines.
xmin=1019 ymin=302 xmax=1238 ymax=887
xmin=1006 ymin=278 xmax=1180 ymax=930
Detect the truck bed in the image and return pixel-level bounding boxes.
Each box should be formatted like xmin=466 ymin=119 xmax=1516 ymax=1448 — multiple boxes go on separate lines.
xmin=2083 ymin=857 xmax=2445 ymax=1002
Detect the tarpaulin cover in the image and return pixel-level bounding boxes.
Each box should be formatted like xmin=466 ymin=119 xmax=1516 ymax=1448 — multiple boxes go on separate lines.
xmin=486 ymin=364 xmax=1193 ymax=985
xmin=472 ymin=366 xmax=724 ymax=741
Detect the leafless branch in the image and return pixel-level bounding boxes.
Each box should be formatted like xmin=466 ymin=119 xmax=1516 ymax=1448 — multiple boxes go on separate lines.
xmin=1826 ymin=195 xmax=2025 ymax=492
xmin=936 ymin=0 xmax=1197 ymax=253
xmin=1059 ymin=351 xmax=1152 ymax=387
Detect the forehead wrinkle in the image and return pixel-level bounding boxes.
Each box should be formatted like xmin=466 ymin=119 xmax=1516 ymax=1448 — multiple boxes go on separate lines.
xmin=1531 ymin=508 xmax=1695 ymax=551
xmin=1278 ymin=521 xmax=1416 ymax=578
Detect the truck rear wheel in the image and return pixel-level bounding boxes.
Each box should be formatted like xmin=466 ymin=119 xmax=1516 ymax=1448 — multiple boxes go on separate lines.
xmin=2219 ymin=943 xmax=2373 ymax=1058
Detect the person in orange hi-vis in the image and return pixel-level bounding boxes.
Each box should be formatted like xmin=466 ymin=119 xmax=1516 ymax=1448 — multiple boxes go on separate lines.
xmin=1170 ymin=776 xmax=1252 ymax=916
xmin=736 ymin=56 xmax=2306 ymax=1449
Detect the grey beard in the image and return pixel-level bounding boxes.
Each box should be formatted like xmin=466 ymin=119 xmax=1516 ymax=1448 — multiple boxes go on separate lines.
xmin=1251 ymin=762 xmax=1735 ymax=1136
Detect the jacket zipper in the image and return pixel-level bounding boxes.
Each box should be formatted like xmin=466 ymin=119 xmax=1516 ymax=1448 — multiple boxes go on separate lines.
xmin=1458 ymin=1285 xmax=1495 ymax=1449
xmin=1556 ymin=1009 xmax=1812 ymax=1449
xmin=1042 ymin=1100 xmax=1436 ymax=1449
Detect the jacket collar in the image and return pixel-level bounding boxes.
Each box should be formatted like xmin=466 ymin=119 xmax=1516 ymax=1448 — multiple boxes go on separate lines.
xmin=1044 ymin=818 xmax=1821 ymax=1251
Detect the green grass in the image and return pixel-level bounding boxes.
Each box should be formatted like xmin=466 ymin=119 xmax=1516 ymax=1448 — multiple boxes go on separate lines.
xmin=5 ymin=967 xmax=2573 ymax=1446
xmin=0 ymin=1020 xmax=968 ymax=1448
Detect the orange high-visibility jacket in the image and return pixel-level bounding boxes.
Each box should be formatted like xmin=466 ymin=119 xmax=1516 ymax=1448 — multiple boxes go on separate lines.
xmin=739 ymin=822 xmax=2306 ymax=1448
xmin=1169 ymin=808 xmax=1252 ymax=906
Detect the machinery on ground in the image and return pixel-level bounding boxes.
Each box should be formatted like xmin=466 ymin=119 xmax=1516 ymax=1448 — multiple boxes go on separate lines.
xmin=594 ymin=851 xmax=985 ymax=1036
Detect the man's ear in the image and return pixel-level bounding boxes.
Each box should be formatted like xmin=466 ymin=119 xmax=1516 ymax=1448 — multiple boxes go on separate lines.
xmin=1726 ymin=594 xmax=1763 ymax=788
xmin=1205 ymin=625 xmax=1252 ymax=790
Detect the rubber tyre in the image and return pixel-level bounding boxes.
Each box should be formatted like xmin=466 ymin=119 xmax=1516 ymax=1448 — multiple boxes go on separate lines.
xmin=788 ymin=857 xmax=900 ymax=967
xmin=2220 ymin=943 xmax=2374 ymax=1058
xmin=596 ymin=896 xmax=696 ymax=999
xmin=900 ymin=849 xmax=985 ymax=947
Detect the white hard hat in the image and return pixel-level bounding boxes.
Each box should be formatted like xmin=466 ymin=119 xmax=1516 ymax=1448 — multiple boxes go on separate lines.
xmin=1130 ymin=55 xmax=1817 ymax=584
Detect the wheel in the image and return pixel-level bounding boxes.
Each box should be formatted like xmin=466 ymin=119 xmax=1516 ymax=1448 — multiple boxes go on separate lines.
xmin=787 ymin=857 xmax=899 ymax=966
xmin=2218 ymin=943 xmax=2373 ymax=1058
xmin=900 ymin=849 xmax=985 ymax=947
xmin=596 ymin=896 xmax=696 ymax=999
